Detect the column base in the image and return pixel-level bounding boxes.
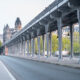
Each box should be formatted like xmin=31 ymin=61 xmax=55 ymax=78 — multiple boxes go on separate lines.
xmin=58 ymin=56 xmax=63 ymax=61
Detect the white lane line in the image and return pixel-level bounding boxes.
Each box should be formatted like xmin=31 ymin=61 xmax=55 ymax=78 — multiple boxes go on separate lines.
xmin=1 ymin=61 xmax=16 ymax=80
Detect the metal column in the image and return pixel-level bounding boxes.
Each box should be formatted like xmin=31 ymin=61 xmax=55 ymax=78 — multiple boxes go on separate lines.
xmin=70 ymin=24 xmax=73 ymax=58
xmin=42 ymin=35 xmax=45 ymax=56
xmin=45 ymin=24 xmax=49 ymax=57
xmin=27 ymin=40 xmax=29 ymax=56
xmin=16 ymin=43 xmax=18 ymax=55
xmin=37 ymin=36 xmax=40 ymax=57
xmin=25 ymin=40 xmax=27 ymax=55
xmin=57 ymin=18 xmax=62 ymax=60
xmin=21 ymin=39 xmax=23 ymax=55
xmin=30 ymin=39 xmax=31 ymax=55
xmin=31 ymin=38 xmax=35 ymax=57
xmin=49 ymin=32 xmax=52 ymax=56
xmin=23 ymin=40 xmax=25 ymax=56
xmin=46 ymin=33 xmax=49 ymax=57
xmin=20 ymin=41 xmax=22 ymax=55
xmin=77 ymin=9 xmax=80 ymax=63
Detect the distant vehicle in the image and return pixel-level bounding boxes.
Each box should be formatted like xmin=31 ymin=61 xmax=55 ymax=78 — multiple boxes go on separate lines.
xmin=55 ymin=50 xmax=70 ymax=57
xmin=44 ymin=51 xmax=47 ymax=56
xmin=44 ymin=51 xmax=51 ymax=56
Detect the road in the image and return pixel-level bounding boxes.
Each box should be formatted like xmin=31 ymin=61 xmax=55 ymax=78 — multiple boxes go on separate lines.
xmin=0 ymin=56 xmax=80 ymax=80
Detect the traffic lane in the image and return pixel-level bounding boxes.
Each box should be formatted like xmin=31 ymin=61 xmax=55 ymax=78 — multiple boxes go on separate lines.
xmin=0 ymin=56 xmax=80 ymax=80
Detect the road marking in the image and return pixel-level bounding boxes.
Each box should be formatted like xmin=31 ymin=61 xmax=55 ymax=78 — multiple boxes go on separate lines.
xmin=0 ymin=61 xmax=16 ymax=80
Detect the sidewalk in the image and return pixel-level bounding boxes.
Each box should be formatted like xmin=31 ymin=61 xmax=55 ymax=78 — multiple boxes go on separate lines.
xmin=9 ymin=54 xmax=80 ymax=69
xmin=0 ymin=60 xmax=16 ymax=80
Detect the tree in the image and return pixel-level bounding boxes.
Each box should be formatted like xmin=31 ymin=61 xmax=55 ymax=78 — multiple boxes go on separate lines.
xmin=62 ymin=37 xmax=70 ymax=51
xmin=34 ymin=31 xmax=80 ymax=55
xmin=52 ymin=34 xmax=58 ymax=53
xmin=0 ymin=40 xmax=2 ymax=47
xmin=73 ymin=32 xmax=80 ymax=54
xmin=35 ymin=38 xmax=38 ymax=54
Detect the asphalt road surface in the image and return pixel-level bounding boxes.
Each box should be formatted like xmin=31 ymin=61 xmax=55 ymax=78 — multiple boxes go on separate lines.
xmin=0 ymin=56 xmax=80 ymax=80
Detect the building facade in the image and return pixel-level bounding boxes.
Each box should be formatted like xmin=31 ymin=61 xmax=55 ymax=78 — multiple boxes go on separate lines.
xmin=3 ymin=17 xmax=22 ymax=44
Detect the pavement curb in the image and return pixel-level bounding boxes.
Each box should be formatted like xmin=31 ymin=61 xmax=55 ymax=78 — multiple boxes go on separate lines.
xmin=6 ymin=55 xmax=80 ymax=69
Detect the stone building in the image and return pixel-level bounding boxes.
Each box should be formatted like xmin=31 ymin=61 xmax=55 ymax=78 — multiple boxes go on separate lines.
xmin=3 ymin=17 xmax=22 ymax=44
xmin=15 ymin=17 xmax=22 ymax=31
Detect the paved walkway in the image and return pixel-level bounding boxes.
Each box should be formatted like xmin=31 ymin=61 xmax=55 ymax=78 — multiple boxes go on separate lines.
xmin=9 ymin=54 xmax=80 ymax=69
xmin=0 ymin=60 xmax=16 ymax=80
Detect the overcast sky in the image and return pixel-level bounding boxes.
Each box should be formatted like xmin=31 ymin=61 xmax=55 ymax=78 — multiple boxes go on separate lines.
xmin=0 ymin=0 xmax=55 ymax=34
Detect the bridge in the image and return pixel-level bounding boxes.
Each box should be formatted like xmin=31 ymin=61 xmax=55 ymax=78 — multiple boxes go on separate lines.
xmin=2 ymin=0 xmax=80 ymax=60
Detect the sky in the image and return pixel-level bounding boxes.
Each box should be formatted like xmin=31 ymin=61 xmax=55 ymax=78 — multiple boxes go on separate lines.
xmin=0 ymin=0 xmax=55 ymax=34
